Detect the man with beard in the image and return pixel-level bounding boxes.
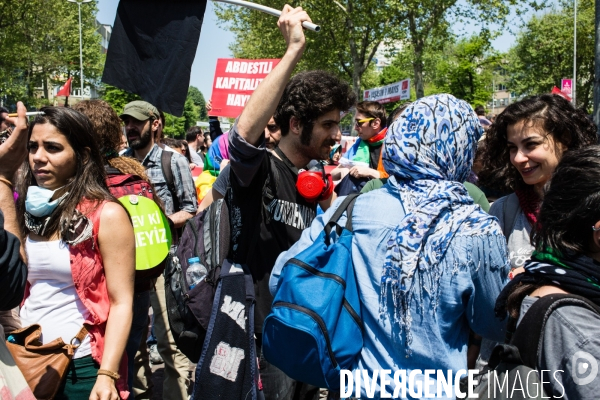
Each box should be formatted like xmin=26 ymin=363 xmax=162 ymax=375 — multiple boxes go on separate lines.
xmin=121 ymin=100 xmax=197 ymax=400
xmin=225 ymin=6 xmax=356 ymax=399
xmin=264 ymin=116 xmax=281 ymax=150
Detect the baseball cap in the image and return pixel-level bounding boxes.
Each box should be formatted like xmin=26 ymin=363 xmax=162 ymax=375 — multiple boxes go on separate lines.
xmin=120 ymin=101 xmax=159 ymax=121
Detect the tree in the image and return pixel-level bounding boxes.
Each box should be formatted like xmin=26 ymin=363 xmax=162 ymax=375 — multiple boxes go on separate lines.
xmin=507 ymin=0 xmax=594 ymax=110
xmin=432 ymin=35 xmax=498 ymax=107
xmin=183 ymin=97 xmax=197 ymax=132
xmin=215 ymin=0 xmax=405 ymax=96
xmin=188 ymin=86 xmax=207 ymax=120
xmin=400 ymin=0 xmax=532 ymax=99
xmin=0 ymin=0 xmax=104 ymax=108
xmin=163 ymin=113 xmax=185 ymax=139
xmin=102 ymin=85 xmax=141 ymax=114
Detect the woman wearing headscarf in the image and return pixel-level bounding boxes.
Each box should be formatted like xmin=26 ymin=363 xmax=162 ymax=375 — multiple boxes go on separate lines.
xmin=270 ymin=94 xmax=510 ymax=397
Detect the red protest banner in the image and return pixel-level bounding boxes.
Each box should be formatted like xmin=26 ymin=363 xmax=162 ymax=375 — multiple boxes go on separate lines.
xmin=209 ymin=58 xmax=281 ymax=118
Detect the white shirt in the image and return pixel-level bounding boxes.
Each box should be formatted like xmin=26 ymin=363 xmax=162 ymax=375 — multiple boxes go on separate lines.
xmin=21 ymin=238 xmax=92 ymax=358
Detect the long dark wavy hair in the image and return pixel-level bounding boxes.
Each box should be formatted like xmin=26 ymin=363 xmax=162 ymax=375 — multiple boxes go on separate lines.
xmin=17 ymin=106 xmax=115 ymax=238
xmin=506 ymin=145 xmax=600 ymax=318
xmin=479 ymin=94 xmax=598 ymax=193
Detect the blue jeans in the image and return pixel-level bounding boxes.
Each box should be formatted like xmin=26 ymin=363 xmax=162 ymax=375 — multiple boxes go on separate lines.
xmin=146 ymin=314 xmax=157 ymax=346
xmin=126 ymin=290 xmax=151 ymax=398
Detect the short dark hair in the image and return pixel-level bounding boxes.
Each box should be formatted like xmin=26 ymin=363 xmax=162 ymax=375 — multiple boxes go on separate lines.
xmin=356 ymin=101 xmax=387 ymax=128
xmin=474 ymin=105 xmax=486 ymax=116
xmin=158 ymin=109 xmax=165 ymax=127
xmin=274 ymin=70 xmax=356 ymax=146
xmin=479 ymin=94 xmax=598 ymax=192
xmin=0 ymin=106 xmax=9 ymax=114
xmin=186 ymin=126 xmax=202 ymax=142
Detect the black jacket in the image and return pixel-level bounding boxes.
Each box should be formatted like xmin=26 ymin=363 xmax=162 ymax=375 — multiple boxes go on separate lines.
xmin=0 ymin=210 xmax=27 ymax=310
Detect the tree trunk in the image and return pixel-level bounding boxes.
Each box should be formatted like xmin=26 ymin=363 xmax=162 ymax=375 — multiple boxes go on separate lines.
xmin=352 ymin=65 xmax=362 ymax=99
xmin=413 ymin=42 xmax=425 ymax=99
xmin=42 ymin=69 xmax=49 ymax=102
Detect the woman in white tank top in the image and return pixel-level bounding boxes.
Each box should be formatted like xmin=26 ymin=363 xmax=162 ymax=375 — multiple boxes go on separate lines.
xmin=16 ymin=106 xmax=135 ymax=400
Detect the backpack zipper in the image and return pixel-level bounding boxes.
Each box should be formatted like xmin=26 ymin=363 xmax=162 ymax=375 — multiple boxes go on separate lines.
xmin=287 ymin=258 xmax=346 ymax=288
xmin=272 ymin=301 xmax=338 ymax=368
xmin=287 ymin=258 xmax=363 ymax=329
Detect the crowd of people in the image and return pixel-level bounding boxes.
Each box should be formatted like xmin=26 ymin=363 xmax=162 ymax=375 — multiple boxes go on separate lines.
xmin=1 ymin=5 xmax=600 ymax=400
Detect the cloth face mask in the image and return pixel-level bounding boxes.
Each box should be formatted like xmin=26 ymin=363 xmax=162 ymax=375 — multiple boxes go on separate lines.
xmin=25 ymin=185 xmax=69 ymax=217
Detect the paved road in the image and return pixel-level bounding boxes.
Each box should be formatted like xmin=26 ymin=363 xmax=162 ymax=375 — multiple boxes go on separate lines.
xmin=149 ymin=362 xmax=196 ymax=399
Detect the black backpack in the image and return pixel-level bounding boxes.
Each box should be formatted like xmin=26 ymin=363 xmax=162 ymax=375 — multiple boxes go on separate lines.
xmin=461 ymin=294 xmax=600 ymax=399
xmin=164 ymin=198 xmax=230 ymax=363
xmin=164 ymin=153 xmax=280 ymax=363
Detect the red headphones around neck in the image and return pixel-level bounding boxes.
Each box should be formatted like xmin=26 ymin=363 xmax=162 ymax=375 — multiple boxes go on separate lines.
xmin=296 ymin=160 xmax=334 ymax=202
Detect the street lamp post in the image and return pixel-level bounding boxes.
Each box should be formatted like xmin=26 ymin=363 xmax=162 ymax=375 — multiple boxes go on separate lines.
xmin=67 ymin=0 xmax=92 ymax=99
xmin=573 ymin=0 xmax=577 ymax=106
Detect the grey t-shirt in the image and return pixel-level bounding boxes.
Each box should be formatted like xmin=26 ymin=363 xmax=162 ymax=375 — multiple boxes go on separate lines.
xmin=489 ymin=194 xmax=534 ymax=269
xmin=478 ymin=194 xmax=534 ymax=369
xmin=518 ymin=296 xmax=600 ymax=399
xmin=189 ymin=148 xmax=204 ymax=166
xmin=212 ymin=164 xmax=230 ymax=196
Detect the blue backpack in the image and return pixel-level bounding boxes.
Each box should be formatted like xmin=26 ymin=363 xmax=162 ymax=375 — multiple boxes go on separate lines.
xmin=262 ymin=194 xmax=363 ymax=390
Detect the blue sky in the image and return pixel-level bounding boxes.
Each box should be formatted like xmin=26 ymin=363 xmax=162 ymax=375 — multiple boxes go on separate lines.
xmin=96 ymin=1 xmax=517 ymax=100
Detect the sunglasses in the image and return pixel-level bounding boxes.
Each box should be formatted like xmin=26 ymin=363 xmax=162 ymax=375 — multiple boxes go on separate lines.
xmin=354 ymin=117 xmax=375 ymax=127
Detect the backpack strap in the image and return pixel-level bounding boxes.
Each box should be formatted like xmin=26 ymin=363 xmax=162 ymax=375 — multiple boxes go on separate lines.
xmin=161 ymin=150 xmax=180 ymax=212
xmin=511 ymin=293 xmax=600 ymax=368
xmin=262 ymin=154 xmax=280 ymax=225
xmin=324 ymin=194 xmax=360 ymax=245
xmin=502 ymin=192 xmax=520 ymax=240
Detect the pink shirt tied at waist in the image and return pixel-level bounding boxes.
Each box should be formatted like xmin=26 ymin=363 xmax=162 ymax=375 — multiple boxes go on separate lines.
xmin=22 ymin=200 xmax=129 ymax=399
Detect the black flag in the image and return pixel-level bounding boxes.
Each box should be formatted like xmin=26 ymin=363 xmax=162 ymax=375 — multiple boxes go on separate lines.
xmin=102 ymin=0 xmax=207 ymax=116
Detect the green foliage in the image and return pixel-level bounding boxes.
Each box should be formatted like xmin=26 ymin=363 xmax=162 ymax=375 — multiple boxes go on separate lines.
xmin=0 ymin=0 xmax=104 ymax=108
xmin=163 ymin=113 xmax=186 ymax=139
xmin=432 ymin=35 xmax=498 ymax=107
xmin=214 ymin=0 xmax=405 ymax=96
xmin=375 ymin=34 xmax=497 ymax=110
xmin=101 ymin=85 xmax=141 ymax=114
xmin=188 ymin=86 xmax=207 ymax=120
xmin=214 ymin=0 xmax=529 ymax=101
xmin=507 ymin=0 xmax=594 ymax=110
xmin=183 ymin=97 xmax=197 ymax=132
xmin=400 ymin=0 xmax=532 ymax=99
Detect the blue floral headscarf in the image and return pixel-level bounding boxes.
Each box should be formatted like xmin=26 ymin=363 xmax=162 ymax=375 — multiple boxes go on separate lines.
xmin=380 ymin=94 xmax=503 ymax=352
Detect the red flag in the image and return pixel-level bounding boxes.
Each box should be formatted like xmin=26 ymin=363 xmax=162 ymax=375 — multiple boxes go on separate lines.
xmin=551 ymin=86 xmax=571 ymax=102
xmin=56 ymin=77 xmax=72 ymax=97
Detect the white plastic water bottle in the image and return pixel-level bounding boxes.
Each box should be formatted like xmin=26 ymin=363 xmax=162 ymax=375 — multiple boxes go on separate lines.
xmin=186 ymin=257 xmax=208 ymax=289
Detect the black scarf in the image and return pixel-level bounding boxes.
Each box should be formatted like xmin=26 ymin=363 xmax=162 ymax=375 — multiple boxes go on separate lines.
xmin=495 ymin=249 xmax=600 ymax=319
xmin=25 ymin=209 xmax=93 ymax=245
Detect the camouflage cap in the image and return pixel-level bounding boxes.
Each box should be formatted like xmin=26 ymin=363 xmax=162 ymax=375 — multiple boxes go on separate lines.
xmin=120 ymin=101 xmax=159 ymax=121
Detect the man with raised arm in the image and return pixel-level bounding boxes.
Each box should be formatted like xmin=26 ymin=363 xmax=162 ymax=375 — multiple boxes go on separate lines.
xmin=226 ymin=5 xmax=356 ymax=399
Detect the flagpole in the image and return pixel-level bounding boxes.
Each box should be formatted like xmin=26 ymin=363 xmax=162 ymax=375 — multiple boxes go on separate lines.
xmin=212 ymin=0 xmax=321 ymax=32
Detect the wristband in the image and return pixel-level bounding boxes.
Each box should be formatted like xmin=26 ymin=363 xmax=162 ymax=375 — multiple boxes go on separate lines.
xmin=0 ymin=177 xmax=13 ymax=190
xmin=97 ymin=369 xmax=120 ymax=380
